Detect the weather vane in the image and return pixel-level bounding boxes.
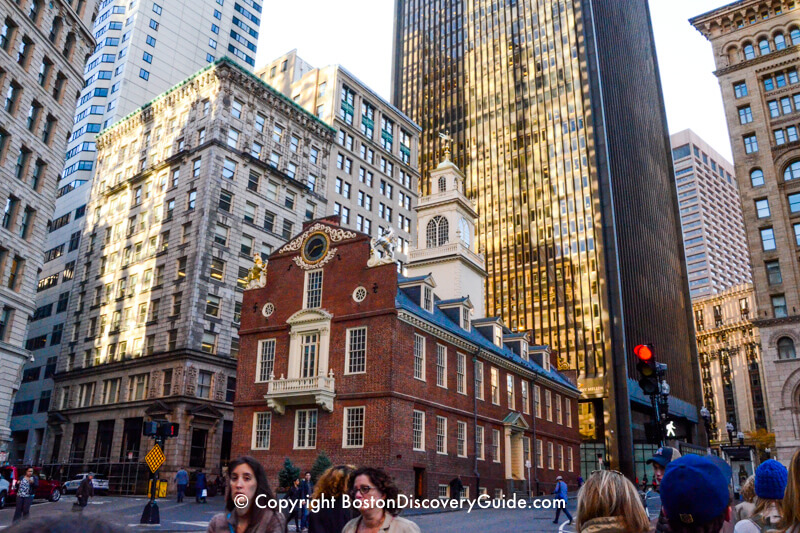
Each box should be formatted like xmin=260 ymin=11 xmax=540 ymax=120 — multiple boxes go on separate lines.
xmin=439 ymin=131 xmax=452 ymax=160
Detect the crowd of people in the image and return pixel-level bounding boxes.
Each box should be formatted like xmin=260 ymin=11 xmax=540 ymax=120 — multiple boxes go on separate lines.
xmin=5 ymin=449 xmax=800 ymax=533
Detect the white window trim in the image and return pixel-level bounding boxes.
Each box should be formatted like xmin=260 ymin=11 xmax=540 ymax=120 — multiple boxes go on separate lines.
xmin=546 ymin=389 xmax=552 ymax=421
xmin=438 ymin=484 xmax=449 ymax=500
xmin=436 ymin=343 xmax=447 ymax=389
xmin=436 ymin=415 xmax=448 ymax=455
xmin=456 ymin=352 xmax=467 ymax=395
xmin=477 ymin=425 xmax=484 ymax=460
xmin=492 ymin=429 xmax=501 ymax=463
xmin=344 ymin=327 xmax=367 ymax=375
xmin=566 ymin=398 xmax=572 ymax=428
xmin=342 ymin=406 xmax=365 ymax=449
xmin=255 ymin=338 xmax=276 ymax=383
xmin=457 ymin=420 xmax=467 ymax=458
xmin=475 ymin=360 xmax=484 ymax=401
xmin=548 ymin=441 xmax=554 ymax=470
xmin=293 ymin=409 xmax=318 ymax=450
xmin=521 ymin=381 xmax=530 ymax=415
xmin=490 ymin=367 xmax=499 ymax=405
xmin=251 ymin=412 xmax=271 ymax=450
xmin=414 ymin=333 xmax=426 ymax=382
xmin=302 ymin=269 xmax=323 ymax=309
xmin=413 ymin=409 xmax=425 ymax=451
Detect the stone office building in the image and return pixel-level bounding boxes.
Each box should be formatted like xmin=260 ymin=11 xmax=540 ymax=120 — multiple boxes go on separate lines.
xmin=43 ymin=57 xmax=335 ymax=482
xmin=233 ymin=159 xmax=582 ymax=498
xmin=691 ymin=0 xmax=800 ymax=464
xmin=0 ymin=0 xmax=98 ymax=457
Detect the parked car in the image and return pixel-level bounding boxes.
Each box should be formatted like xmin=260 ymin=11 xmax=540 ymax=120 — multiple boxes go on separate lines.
xmin=0 ymin=466 xmax=62 ymax=504
xmin=62 ymin=473 xmax=109 ymax=495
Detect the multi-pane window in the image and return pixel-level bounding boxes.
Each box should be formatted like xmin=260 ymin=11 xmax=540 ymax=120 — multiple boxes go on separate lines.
xmin=536 ymin=439 xmax=544 ymax=468
xmin=521 ymin=381 xmax=529 ymax=414
xmin=477 ymin=426 xmax=484 ymax=460
xmin=475 ymin=360 xmax=484 ymax=400
xmin=492 ymin=429 xmax=500 ymax=462
xmin=257 ymin=339 xmax=275 ymax=382
xmin=548 ymin=442 xmax=555 ymax=469
xmin=789 ymin=192 xmax=800 ymax=213
xmin=305 ymin=270 xmax=322 ymax=308
xmin=766 ymin=260 xmax=782 ymax=285
xmin=205 ymin=294 xmax=221 ymax=317
xmin=457 ymin=421 xmax=467 ymax=457
xmin=252 ymin=412 xmax=271 ymax=449
xmin=738 ymin=106 xmax=753 ymax=124
xmin=436 ymin=416 xmax=447 ymax=454
xmin=546 ymin=389 xmax=552 ymax=421
xmin=756 ymin=199 xmax=771 ymax=218
xmin=414 ymin=333 xmax=425 ymax=380
xmin=566 ymin=398 xmax=572 ymax=428
xmin=558 ymin=444 xmax=564 ymax=470
xmin=129 ymin=373 xmax=149 ymax=401
xmin=490 ymin=367 xmax=499 ymax=405
xmin=751 ymin=169 xmax=765 ymax=187
xmin=507 ymin=374 xmax=515 ymax=408
xmin=456 ymin=352 xmax=466 ymax=394
xmin=773 ymin=295 xmax=788 ymax=318
xmin=761 ymin=228 xmax=776 ymax=251
xmin=568 ymin=447 xmax=574 ymax=472
xmin=344 ymin=407 xmax=365 ymax=448
xmin=340 ymin=85 xmax=355 ymax=125
xmin=436 ymin=344 xmax=447 ymax=388
xmin=412 ymin=410 xmax=425 ymax=450
xmin=295 ymin=409 xmax=317 ymax=449
xmin=744 ymin=134 xmax=758 ymax=153
xmin=346 ymin=327 xmax=367 ymax=374
xmin=556 ymin=394 xmax=562 ymax=424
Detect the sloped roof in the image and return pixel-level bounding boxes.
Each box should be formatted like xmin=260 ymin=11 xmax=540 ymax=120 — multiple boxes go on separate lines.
xmin=395 ymin=290 xmax=579 ymax=392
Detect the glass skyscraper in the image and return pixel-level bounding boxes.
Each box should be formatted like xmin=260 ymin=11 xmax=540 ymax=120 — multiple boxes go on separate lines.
xmin=392 ymin=0 xmax=703 ymax=474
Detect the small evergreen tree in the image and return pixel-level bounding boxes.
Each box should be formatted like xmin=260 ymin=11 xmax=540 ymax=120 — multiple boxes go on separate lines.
xmin=310 ymin=451 xmax=332 ymax=484
xmin=278 ymin=457 xmax=301 ymax=491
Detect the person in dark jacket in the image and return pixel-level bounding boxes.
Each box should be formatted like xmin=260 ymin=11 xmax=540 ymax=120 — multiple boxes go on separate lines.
xmin=286 ymin=478 xmax=302 ymax=532
xmin=308 ymin=465 xmax=356 ymax=533
xmin=299 ymin=471 xmax=313 ymax=532
xmin=77 ymin=474 xmax=95 ymax=509
xmin=448 ymin=476 xmax=463 ymax=501
xmin=195 ymin=470 xmax=207 ymax=504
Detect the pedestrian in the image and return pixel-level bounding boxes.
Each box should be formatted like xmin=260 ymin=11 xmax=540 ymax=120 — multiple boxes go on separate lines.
xmin=574 ymin=470 xmax=650 ymax=533
xmin=778 ymin=449 xmax=800 ymax=533
xmin=196 ymin=469 xmax=208 ymax=504
xmin=287 ymin=478 xmax=302 ymax=532
xmin=206 ymin=456 xmax=286 ymax=533
xmin=552 ymin=475 xmax=574 ymax=525
xmin=175 ymin=466 xmax=188 ymax=503
xmin=658 ymin=454 xmax=731 ymax=533
xmin=309 ymin=465 xmax=356 ymax=533
xmin=448 ymin=475 xmax=463 ymax=501
xmin=12 ymin=467 xmax=35 ymax=522
xmin=77 ymin=473 xmax=95 ymax=510
xmin=299 ymin=471 xmax=313 ymax=532
xmin=734 ymin=459 xmax=788 ymax=533
xmin=342 ymin=467 xmax=420 ymax=533
xmin=646 ymin=446 xmax=682 ymax=489
xmin=734 ymin=476 xmax=756 ymax=523
xmin=5 ymin=515 xmax=125 ymax=533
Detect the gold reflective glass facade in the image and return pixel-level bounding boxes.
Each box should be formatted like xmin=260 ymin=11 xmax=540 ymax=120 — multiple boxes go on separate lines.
xmin=393 ymin=0 xmax=606 ymax=376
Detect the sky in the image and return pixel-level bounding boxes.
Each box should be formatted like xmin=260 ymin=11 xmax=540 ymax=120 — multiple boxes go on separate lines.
xmin=256 ymin=0 xmax=734 ymax=161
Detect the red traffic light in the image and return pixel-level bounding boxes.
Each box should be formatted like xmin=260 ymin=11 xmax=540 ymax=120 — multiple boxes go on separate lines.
xmin=634 ymin=344 xmax=653 ymax=362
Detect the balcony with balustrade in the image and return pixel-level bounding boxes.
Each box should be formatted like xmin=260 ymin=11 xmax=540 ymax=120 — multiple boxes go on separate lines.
xmin=264 ymin=370 xmax=335 ymax=415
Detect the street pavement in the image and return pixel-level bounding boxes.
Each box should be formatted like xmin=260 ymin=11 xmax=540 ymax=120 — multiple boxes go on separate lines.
xmin=0 ymin=492 xmax=661 ymax=531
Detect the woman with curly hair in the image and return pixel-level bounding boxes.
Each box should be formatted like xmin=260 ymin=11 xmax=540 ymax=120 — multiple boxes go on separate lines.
xmin=308 ymin=465 xmax=356 ymax=533
xmin=207 ymin=456 xmax=286 ymax=533
xmin=734 ymin=476 xmax=756 ymax=524
xmin=342 ymin=467 xmax=420 ymax=533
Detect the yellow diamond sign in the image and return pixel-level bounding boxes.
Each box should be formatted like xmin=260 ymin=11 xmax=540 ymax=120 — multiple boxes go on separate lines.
xmin=144 ymin=444 xmax=165 ymax=473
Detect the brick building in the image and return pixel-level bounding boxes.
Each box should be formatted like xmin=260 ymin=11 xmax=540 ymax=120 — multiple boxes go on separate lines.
xmin=234 ymin=158 xmax=581 ymax=498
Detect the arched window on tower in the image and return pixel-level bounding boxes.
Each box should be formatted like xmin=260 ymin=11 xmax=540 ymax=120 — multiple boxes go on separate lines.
xmin=778 ymin=337 xmax=797 ymax=359
xmin=426 ymin=216 xmax=449 ymax=247
xmin=438 ymin=176 xmax=446 ymax=192
xmin=459 ymin=217 xmax=471 ymax=247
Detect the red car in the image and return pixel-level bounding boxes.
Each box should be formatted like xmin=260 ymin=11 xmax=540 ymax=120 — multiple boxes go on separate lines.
xmin=0 ymin=466 xmax=62 ymax=507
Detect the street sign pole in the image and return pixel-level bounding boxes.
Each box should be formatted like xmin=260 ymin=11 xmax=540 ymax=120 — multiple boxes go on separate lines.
xmin=140 ymin=437 xmax=165 ymax=524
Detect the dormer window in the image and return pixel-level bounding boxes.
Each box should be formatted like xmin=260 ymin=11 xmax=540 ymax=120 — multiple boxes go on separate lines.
xmin=493 ymin=326 xmax=502 ymax=347
xmin=461 ymin=307 xmax=470 ymax=330
xmin=542 ymin=353 xmax=550 ymax=371
xmin=304 ymin=270 xmax=323 ymax=309
xmin=423 ymin=286 xmax=433 ymax=312
xmin=521 ymin=343 xmax=528 ymax=361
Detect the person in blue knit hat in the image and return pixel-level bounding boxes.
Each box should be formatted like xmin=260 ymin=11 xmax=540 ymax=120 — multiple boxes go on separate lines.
xmin=658 ymin=454 xmax=731 ymax=532
xmin=734 ymin=459 xmax=788 ymax=533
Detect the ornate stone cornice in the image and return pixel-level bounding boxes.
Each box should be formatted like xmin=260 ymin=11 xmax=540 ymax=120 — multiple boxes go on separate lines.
xmin=277 ymin=223 xmax=358 ymax=254
xmin=714 ymin=43 xmax=800 ymax=77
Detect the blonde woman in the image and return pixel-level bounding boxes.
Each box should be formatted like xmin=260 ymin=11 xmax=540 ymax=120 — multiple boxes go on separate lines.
xmin=735 ymin=476 xmax=756 ymax=523
xmin=575 ymin=470 xmax=650 ymax=533
xmin=779 ymin=450 xmax=800 ymax=533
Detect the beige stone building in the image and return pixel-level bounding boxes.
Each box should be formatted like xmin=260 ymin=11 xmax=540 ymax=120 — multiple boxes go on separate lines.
xmin=692 ymin=0 xmax=800 ymax=464
xmin=258 ymin=50 xmax=421 ymax=264
xmin=44 ymin=58 xmax=335 ymax=484
xmin=693 ymin=284 xmax=767 ymax=442
xmin=0 ymin=0 xmax=97 ymax=456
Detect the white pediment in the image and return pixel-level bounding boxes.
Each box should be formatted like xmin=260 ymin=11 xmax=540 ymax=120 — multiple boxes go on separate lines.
xmin=286 ymin=308 xmax=333 ymax=326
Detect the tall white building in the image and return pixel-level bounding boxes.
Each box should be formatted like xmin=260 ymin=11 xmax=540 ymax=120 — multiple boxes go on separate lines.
xmin=10 ymin=0 xmax=261 ymax=464
xmin=670 ymin=129 xmax=752 ymax=299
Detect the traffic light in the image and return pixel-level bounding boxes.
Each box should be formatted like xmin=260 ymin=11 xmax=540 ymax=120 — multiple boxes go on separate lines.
xmin=159 ymin=422 xmax=179 ymax=438
xmin=634 ymin=344 xmax=659 ymax=395
xmin=143 ymin=421 xmax=159 ymax=436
